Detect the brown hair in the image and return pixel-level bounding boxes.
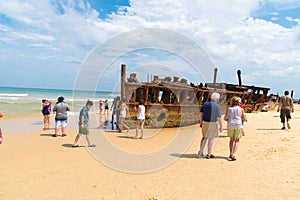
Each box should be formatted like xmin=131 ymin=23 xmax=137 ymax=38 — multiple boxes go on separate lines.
xmin=138 ymin=99 xmax=144 ymax=105
xmin=230 ymin=96 xmax=240 ymax=107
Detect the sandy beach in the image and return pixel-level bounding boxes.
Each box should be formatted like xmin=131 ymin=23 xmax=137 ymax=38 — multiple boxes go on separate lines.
xmin=0 ymin=105 xmax=300 ymax=200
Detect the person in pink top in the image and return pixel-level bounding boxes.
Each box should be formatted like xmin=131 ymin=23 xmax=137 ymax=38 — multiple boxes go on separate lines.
xmin=99 ymin=100 xmax=104 ymax=128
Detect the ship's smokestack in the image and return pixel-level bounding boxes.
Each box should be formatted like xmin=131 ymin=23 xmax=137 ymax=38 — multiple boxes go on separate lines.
xmin=237 ymin=70 xmax=242 ymax=86
xmin=213 ymin=68 xmax=218 ymax=84
xmin=291 ymin=90 xmax=294 ymax=99
xmin=121 ymin=64 xmax=126 ymax=100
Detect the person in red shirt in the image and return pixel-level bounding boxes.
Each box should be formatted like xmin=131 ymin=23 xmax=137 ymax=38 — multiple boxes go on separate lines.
xmin=237 ymin=97 xmax=247 ymax=136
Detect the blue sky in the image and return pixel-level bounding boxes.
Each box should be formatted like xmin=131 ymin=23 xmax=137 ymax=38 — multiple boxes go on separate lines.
xmin=0 ymin=0 xmax=300 ymax=98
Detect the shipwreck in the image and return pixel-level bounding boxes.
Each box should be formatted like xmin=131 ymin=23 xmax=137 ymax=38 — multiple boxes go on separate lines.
xmin=120 ymin=64 xmax=276 ymax=128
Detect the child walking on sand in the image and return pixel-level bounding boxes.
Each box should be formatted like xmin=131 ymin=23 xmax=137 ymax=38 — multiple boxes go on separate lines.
xmin=72 ymin=100 xmax=96 ymax=148
xmin=224 ymin=96 xmax=247 ymax=161
xmin=134 ymin=99 xmax=145 ymax=139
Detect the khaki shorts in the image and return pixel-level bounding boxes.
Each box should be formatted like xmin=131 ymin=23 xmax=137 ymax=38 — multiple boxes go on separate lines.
xmin=79 ymin=124 xmax=89 ymax=135
xmin=202 ymin=121 xmax=219 ymax=139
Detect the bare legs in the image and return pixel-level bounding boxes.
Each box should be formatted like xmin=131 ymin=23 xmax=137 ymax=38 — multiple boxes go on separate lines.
xmin=207 ymin=139 xmax=214 ymax=156
xmin=54 ymin=126 xmax=59 ymax=137
xmin=54 ymin=125 xmax=66 ymax=137
xmin=73 ymin=134 xmax=92 ymax=147
xmin=43 ymin=115 xmax=50 ymax=130
xmin=135 ymin=121 xmax=144 ymax=139
xmin=198 ymin=138 xmax=214 ymax=158
xmin=229 ymin=137 xmax=239 ymax=160
xmin=119 ymin=117 xmax=129 ymax=133
xmin=73 ymin=134 xmax=80 ymax=146
xmin=99 ymin=110 xmax=103 ymax=128
xmin=104 ymin=109 xmax=109 ymax=121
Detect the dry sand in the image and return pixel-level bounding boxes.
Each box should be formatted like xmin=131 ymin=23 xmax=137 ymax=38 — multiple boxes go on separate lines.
xmin=0 ymin=105 xmax=300 ymax=200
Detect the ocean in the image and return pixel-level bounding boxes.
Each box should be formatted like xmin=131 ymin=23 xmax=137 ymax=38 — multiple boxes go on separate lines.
xmin=0 ymin=86 xmax=119 ymax=117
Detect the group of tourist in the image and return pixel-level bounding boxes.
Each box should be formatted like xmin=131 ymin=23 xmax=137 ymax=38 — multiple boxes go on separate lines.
xmin=197 ymin=90 xmax=294 ymax=161
xmin=100 ymin=97 xmax=145 ymax=139
xmin=41 ymin=96 xmax=96 ymax=148
xmin=41 ymin=95 xmax=147 ymax=147
xmin=98 ymin=99 xmax=109 ymax=129
xmin=37 ymin=89 xmax=293 ymax=152
xmin=0 ymin=88 xmax=293 ymax=152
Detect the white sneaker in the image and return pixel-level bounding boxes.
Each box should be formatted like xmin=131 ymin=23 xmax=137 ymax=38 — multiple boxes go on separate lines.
xmin=197 ymin=151 xmax=203 ymax=158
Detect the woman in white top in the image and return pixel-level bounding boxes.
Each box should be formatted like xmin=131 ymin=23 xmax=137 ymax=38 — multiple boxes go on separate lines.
xmin=224 ymin=96 xmax=246 ymax=161
xmin=134 ymin=99 xmax=145 ymax=139
xmin=119 ymin=99 xmax=130 ymax=133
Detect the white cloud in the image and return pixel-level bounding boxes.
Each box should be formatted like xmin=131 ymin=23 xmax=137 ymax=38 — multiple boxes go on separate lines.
xmin=265 ymin=0 xmax=300 ymax=10
xmin=0 ymin=0 xmax=300 ymax=96
xmin=286 ymin=16 xmax=300 ymax=23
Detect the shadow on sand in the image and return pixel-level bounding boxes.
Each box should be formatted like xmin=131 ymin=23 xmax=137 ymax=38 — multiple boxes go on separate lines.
xmin=218 ymin=135 xmax=228 ymax=138
xmin=39 ymin=133 xmax=55 ymax=137
xmin=32 ymin=121 xmax=43 ymax=125
xmin=257 ymin=128 xmax=282 ymax=131
xmin=117 ymin=135 xmax=135 ymax=139
xmin=62 ymin=144 xmax=75 ymax=148
xmin=170 ymin=153 xmax=231 ymax=161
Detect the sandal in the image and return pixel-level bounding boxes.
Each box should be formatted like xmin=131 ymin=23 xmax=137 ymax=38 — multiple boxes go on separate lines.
xmin=89 ymin=144 xmax=96 ymax=147
xmin=206 ymin=154 xmax=215 ymax=159
xmin=52 ymin=134 xmax=57 ymax=137
xmin=62 ymin=134 xmax=67 ymax=137
xmin=230 ymin=155 xmax=237 ymax=161
xmin=72 ymin=145 xmax=79 ymax=148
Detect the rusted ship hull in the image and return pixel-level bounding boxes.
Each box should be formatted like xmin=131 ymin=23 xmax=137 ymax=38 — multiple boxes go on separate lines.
xmin=120 ymin=64 xmax=272 ymax=128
